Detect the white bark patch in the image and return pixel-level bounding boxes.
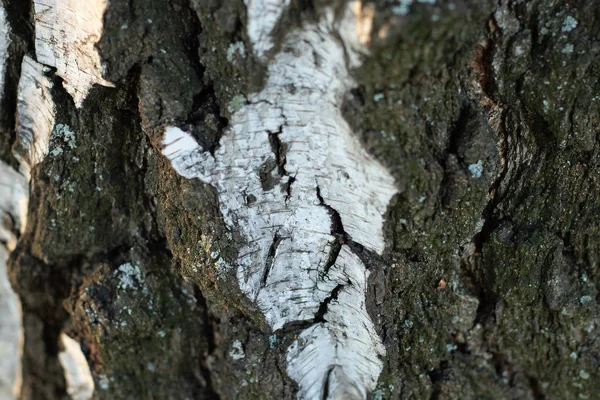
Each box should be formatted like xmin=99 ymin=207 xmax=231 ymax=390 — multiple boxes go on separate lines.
xmin=0 ymin=6 xmax=8 ymax=96
xmin=286 ymin=246 xmax=386 ymax=400
xmin=0 ymin=247 xmax=23 ymax=400
xmin=33 ymin=0 xmax=112 ymax=107
xmin=0 ymin=164 xmax=27 ymax=400
xmin=14 ymin=56 xmax=56 ymax=179
xmin=0 ymin=55 xmax=58 ymax=400
xmin=58 ymin=334 xmax=95 ymax=400
xmin=0 ymin=9 xmax=24 ymax=398
xmin=163 ymin=2 xmax=394 ymax=398
xmin=0 ymin=164 xmax=29 ymax=249
xmin=243 ymin=0 xmax=290 ymax=58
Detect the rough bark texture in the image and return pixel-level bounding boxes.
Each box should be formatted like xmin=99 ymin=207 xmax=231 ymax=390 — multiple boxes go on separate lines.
xmin=1 ymin=0 xmax=599 ymax=399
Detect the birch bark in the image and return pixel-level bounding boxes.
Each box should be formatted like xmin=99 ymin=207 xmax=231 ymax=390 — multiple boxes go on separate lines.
xmin=2 ymin=0 xmax=600 ymax=399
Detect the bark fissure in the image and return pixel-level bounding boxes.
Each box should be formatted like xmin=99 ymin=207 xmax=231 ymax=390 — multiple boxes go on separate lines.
xmin=316 ymin=184 xmax=349 ymax=277
xmin=274 ymin=281 xmax=349 ymax=329
xmin=0 ymin=0 xmax=32 ymax=165
xmin=463 ymin=20 xmax=512 ymax=328
xmin=262 ymin=230 xmax=283 ymax=287
xmin=427 ymin=360 xmax=450 ymax=400
xmin=436 ymin=103 xmax=471 ymax=209
xmin=194 ymin=286 xmax=222 ymax=400
xmin=185 ymin=86 xmax=229 ymax=156
xmin=268 ymin=125 xmax=287 ymax=177
xmin=313 ymin=283 xmax=346 ymax=324
xmin=321 ymin=366 xmax=335 ymax=400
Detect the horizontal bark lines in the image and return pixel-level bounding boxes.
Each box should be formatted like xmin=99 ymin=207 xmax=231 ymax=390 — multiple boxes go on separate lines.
xmin=33 ymin=0 xmax=112 ymax=107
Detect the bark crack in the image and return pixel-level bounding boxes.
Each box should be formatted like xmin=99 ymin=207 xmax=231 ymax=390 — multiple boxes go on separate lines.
xmin=435 ymin=103 xmax=471 ymax=210
xmin=313 ymin=283 xmax=346 ymax=324
xmin=262 ymin=230 xmax=283 ymax=287
xmin=275 ymin=280 xmax=351 ymax=331
xmin=321 ymin=366 xmax=335 ymax=400
xmin=268 ymin=125 xmax=287 ymax=177
xmin=184 ymin=80 xmax=228 ymax=156
xmin=266 ymin=121 xmax=298 ymax=203
xmin=0 ymin=0 xmax=33 ymax=166
xmin=462 ymin=21 xmax=512 ymax=327
xmin=194 ymin=286 xmax=222 ymax=400
xmin=316 ymin=184 xmax=349 ymax=277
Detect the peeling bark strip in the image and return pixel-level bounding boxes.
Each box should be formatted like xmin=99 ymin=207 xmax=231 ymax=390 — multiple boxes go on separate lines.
xmin=58 ymin=334 xmax=95 ymax=400
xmin=0 ymin=9 xmax=23 ymax=398
xmin=13 ymin=57 xmax=97 ymax=399
xmin=33 ymin=0 xmax=112 ymax=107
xmin=0 ymin=56 xmax=57 ymax=400
xmin=14 ymin=57 xmax=56 ymax=178
xmin=0 ymin=6 xmax=8 ymax=93
xmin=0 ymin=164 xmax=26 ymax=400
xmin=163 ymin=2 xmax=396 ymax=398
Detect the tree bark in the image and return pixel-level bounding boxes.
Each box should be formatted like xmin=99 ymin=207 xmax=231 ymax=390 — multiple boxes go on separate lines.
xmin=1 ymin=0 xmax=599 ymax=399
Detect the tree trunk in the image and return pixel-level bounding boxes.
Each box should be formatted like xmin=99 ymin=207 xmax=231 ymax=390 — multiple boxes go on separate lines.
xmin=1 ymin=0 xmax=599 ymax=399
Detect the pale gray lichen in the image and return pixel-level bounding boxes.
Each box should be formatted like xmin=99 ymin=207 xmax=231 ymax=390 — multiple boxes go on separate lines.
xmin=561 ymin=15 xmax=578 ymax=32
xmin=269 ymin=334 xmax=277 ymax=348
xmin=215 ymin=258 xmax=233 ymax=278
xmin=227 ymin=94 xmax=246 ymax=113
xmin=468 ymin=160 xmax=483 ymax=178
xmin=561 ymin=43 xmax=574 ymax=54
xmin=50 ymin=147 xmax=64 ymax=157
xmin=391 ymin=0 xmax=414 ymax=16
xmin=391 ymin=0 xmax=436 ymax=15
xmin=579 ymin=370 xmax=590 ymax=380
xmin=226 ymin=41 xmax=246 ymax=62
xmin=229 ymin=340 xmax=246 ymax=360
xmin=52 ymin=124 xmax=77 ymax=149
xmin=97 ymin=375 xmax=110 ymax=390
xmin=113 ymin=262 xmax=143 ymax=291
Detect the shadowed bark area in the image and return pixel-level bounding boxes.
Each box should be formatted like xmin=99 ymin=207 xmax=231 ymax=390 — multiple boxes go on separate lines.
xmin=0 ymin=0 xmax=599 ymax=399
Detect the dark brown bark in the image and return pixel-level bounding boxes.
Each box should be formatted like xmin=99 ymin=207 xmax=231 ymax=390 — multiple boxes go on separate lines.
xmin=1 ymin=0 xmax=599 ymax=399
